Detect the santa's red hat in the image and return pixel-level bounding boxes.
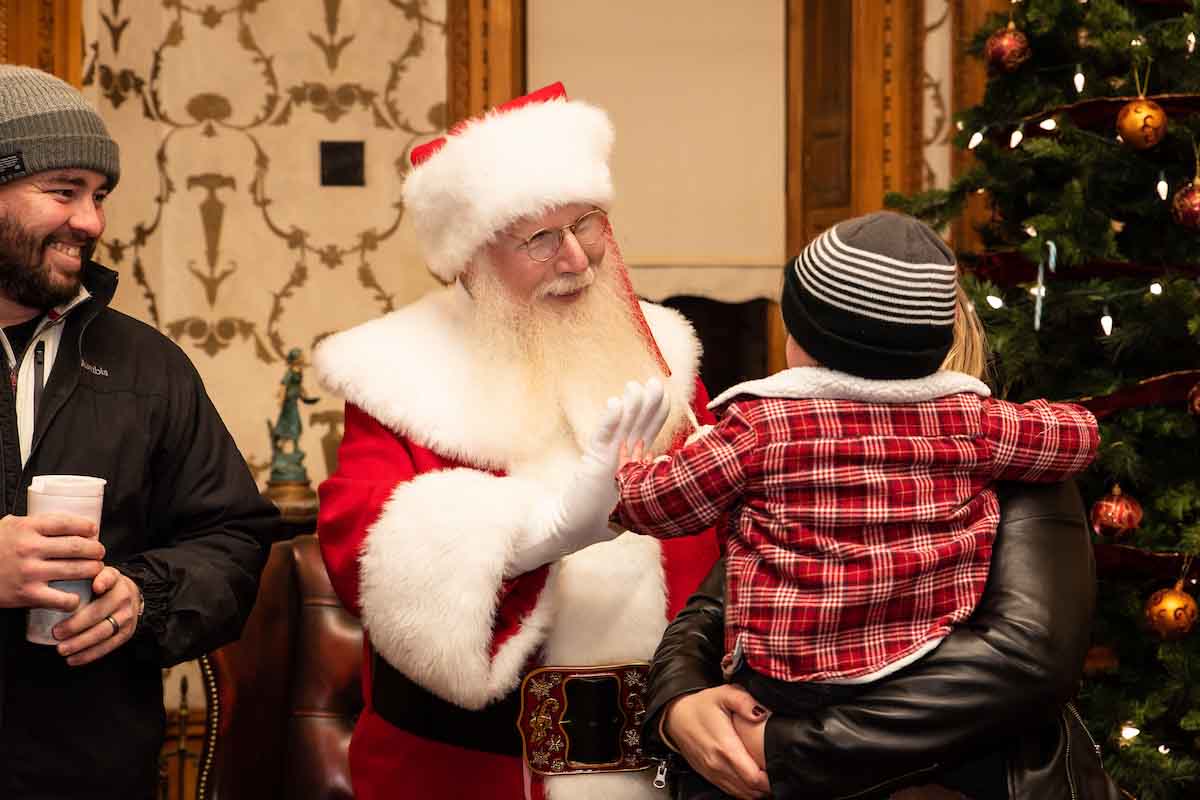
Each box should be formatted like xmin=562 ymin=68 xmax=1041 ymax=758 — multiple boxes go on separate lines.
xmin=402 ymin=82 xmax=615 ymax=283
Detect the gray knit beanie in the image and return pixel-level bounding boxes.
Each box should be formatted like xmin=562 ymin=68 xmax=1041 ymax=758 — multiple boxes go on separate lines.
xmin=0 ymin=65 xmax=119 ymax=189
xmin=781 ymin=211 xmax=958 ymax=379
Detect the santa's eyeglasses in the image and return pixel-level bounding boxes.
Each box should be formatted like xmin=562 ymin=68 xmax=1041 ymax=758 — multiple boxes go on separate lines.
xmin=508 ymin=208 xmax=608 ymax=262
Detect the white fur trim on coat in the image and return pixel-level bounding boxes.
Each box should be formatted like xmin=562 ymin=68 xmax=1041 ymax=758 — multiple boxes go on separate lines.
xmin=358 ymin=467 xmax=556 ymax=709
xmin=402 ymin=99 xmax=615 ymax=282
xmin=318 ymin=287 xmax=704 ymax=712
xmin=709 ymin=366 xmax=991 ymax=408
xmin=313 ymin=284 xmax=702 ymax=472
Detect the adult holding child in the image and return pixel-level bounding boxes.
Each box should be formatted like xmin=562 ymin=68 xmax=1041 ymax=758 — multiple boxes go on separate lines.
xmin=544 ymin=212 xmax=1121 ymax=799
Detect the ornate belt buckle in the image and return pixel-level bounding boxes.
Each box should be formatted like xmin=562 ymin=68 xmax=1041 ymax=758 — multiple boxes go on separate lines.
xmin=517 ymin=662 xmax=652 ymax=776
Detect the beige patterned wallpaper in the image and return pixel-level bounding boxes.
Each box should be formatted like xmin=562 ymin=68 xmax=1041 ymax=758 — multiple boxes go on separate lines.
xmin=80 ymin=0 xmax=447 ymax=486
xmin=923 ymin=0 xmax=954 ymax=191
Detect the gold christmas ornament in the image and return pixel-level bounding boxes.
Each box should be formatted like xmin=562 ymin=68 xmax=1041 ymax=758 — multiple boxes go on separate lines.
xmin=1116 ymin=98 xmax=1168 ymax=150
xmin=1144 ymin=580 xmax=1199 ymax=641
xmin=1090 ymin=485 xmax=1143 ymax=538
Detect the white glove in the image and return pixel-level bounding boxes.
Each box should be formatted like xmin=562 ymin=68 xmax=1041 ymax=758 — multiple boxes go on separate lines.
xmin=504 ymin=378 xmax=670 ymax=577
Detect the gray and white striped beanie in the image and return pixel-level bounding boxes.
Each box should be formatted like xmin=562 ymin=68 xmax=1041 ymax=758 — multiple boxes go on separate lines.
xmin=782 ymin=210 xmax=957 ymax=379
xmin=0 ymin=65 xmax=119 ymax=188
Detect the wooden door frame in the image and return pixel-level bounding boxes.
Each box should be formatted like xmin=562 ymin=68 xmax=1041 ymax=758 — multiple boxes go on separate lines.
xmin=445 ymin=1 xmax=937 ymax=376
xmin=770 ymin=0 xmax=928 ymax=373
xmin=446 ymin=0 xmax=525 ymax=127
xmin=0 ymin=0 xmax=82 ymax=86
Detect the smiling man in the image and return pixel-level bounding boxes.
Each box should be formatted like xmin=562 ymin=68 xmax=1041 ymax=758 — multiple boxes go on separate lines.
xmin=314 ymin=83 xmax=720 ymax=799
xmin=0 ymin=66 xmax=278 ymax=799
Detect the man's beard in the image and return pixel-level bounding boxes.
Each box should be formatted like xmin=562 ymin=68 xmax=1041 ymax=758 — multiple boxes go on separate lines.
xmin=469 ymin=254 xmax=686 ymax=455
xmin=0 ymin=216 xmax=90 ymax=309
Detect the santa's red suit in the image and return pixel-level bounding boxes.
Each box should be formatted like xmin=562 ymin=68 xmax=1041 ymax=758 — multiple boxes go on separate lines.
xmin=314 ymin=280 xmax=719 ymax=799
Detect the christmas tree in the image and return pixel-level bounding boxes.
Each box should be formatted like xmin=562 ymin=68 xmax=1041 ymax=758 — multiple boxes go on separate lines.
xmin=888 ymin=1 xmax=1200 ymax=797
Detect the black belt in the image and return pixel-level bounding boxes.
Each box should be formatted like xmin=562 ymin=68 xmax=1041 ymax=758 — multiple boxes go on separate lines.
xmin=371 ymin=648 xmax=524 ymax=756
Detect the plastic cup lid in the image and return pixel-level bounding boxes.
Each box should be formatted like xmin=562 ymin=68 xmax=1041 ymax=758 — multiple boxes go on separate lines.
xmin=29 ymin=475 xmax=107 ymax=497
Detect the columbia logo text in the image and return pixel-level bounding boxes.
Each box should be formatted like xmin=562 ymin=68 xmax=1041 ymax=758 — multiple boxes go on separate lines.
xmin=81 ymin=360 xmax=109 ymax=377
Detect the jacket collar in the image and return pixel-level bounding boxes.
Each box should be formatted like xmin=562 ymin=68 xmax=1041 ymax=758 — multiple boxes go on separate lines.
xmin=709 ymin=367 xmax=990 ymax=409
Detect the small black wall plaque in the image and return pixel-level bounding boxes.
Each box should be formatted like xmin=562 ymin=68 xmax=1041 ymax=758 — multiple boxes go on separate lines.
xmin=320 ymin=141 xmax=365 ymax=187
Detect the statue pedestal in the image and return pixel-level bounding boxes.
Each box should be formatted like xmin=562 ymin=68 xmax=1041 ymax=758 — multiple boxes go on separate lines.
xmin=262 ymin=479 xmax=318 ymax=537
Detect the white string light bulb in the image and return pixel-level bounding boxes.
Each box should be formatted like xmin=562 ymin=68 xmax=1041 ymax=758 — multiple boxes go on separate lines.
xmin=985 ymin=295 xmax=1004 ymax=310
xmin=968 ymin=130 xmax=985 ymax=150
xmin=956 ymin=120 xmax=964 ymax=131
xmin=1159 ymin=745 xmax=1171 ymax=754
xmin=1028 ymin=286 xmax=1046 ymax=297
xmin=1158 ymin=172 xmax=1170 ymax=201
xmin=1074 ymin=66 xmax=1086 ymax=94
xmin=1101 ymin=307 xmax=1114 ymax=337
xmin=1120 ymin=725 xmax=1140 ymax=740
xmin=1150 ymin=282 xmax=1163 ymax=295
xmin=1189 ymin=32 xmax=1197 ymax=54
xmin=1039 ymin=118 xmax=1058 ymax=131
xmin=1130 ymin=36 xmax=1144 ymax=48
xmin=1010 ymin=128 xmax=1024 ymax=149
xmin=1024 ymin=224 xmax=1038 ymax=238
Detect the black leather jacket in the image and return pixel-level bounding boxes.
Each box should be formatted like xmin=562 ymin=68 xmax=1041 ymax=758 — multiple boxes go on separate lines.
xmin=644 ymin=482 xmax=1120 ymax=800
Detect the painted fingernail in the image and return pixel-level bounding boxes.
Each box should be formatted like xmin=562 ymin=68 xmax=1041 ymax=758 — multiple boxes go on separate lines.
xmin=752 ymin=705 xmax=766 ymax=716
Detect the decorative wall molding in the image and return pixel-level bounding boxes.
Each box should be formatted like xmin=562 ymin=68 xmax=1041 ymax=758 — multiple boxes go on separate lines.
xmin=445 ymin=0 xmax=524 ymax=126
xmin=0 ymin=0 xmax=82 ymax=85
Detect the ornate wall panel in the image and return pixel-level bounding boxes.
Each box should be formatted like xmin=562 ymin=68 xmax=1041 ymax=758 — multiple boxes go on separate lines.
xmin=79 ymin=0 xmax=448 ymax=485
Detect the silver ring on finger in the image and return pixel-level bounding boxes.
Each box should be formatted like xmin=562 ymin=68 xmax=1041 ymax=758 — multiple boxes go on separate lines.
xmin=105 ymin=614 xmax=120 ymax=637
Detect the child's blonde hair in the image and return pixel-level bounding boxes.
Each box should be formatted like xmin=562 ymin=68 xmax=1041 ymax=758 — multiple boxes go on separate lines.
xmin=940 ymin=283 xmax=990 ymax=381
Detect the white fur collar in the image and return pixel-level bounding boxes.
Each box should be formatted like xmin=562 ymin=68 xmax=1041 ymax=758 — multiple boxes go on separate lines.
xmin=709 ymin=367 xmax=990 ymax=408
xmin=313 ymin=283 xmax=701 ymax=470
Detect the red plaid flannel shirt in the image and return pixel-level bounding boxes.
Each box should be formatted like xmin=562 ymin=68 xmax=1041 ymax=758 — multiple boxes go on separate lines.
xmin=615 ymin=383 xmax=1098 ymax=683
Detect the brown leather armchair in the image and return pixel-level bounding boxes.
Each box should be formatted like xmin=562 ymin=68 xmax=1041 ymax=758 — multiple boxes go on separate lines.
xmin=195 ymin=534 xmax=363 ymax=800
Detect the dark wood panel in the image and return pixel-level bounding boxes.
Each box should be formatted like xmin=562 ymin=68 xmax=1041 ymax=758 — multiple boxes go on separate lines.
xmin=802 ymin=0 xmax=852 ymax=210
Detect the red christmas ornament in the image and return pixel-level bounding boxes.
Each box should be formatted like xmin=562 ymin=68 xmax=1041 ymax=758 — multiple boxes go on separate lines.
xmin=1083 ymin=644 xmax=1120 ymax=676
xmin=1171 ymin=178 xmax=1200 ymax=231
xmin=1188 ymin=381 xmax=1200 ymax=416
xmin=985 ymin=21 xmax=1032 ymax=74
xmin=1090 ymin=485 xmax=1143 ymax=539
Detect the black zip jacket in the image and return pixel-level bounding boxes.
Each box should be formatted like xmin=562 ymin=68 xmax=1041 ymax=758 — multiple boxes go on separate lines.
xmin=0 ymin=262 xmax=278 ymax=799
xmin=644 ymin=481 xmax=1121 ymax=800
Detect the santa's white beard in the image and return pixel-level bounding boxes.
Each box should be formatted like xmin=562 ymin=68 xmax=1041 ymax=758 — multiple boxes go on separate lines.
xmin=468 ymin=255 xmax=686 ymax=455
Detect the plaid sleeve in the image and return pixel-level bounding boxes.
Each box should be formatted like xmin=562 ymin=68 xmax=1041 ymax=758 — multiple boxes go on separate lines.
xmin=982 ymin=397 xmax=1099 ymax=482
xmin=614 ymin=403 xmax=758 ymax=538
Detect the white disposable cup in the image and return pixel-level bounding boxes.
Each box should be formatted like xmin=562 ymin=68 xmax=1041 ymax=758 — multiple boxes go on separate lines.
xmin=25 ymin=475 xmax=107 ymax=645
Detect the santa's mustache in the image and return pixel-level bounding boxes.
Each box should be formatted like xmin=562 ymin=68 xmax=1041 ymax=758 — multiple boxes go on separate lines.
xmin=536 ymin=267 xmax=595 ymax=299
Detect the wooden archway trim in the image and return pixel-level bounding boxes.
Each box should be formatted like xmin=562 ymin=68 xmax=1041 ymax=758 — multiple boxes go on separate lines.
xmin=0 ymin=0 xmax=82 ymax=87
xmin=446 ymin=0 xmax=526 ymax=127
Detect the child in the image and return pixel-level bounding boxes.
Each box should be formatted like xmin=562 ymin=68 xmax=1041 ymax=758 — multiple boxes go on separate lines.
xmin=607 ymin=211 xmax=1099 ymax=796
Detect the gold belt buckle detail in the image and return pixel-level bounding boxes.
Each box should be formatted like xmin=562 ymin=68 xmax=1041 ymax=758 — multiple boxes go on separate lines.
xmin=517 ymin=662 xmax=652 ymax=776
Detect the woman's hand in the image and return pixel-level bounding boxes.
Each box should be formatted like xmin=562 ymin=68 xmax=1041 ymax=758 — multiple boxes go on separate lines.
xmin=732 ymin=707 xmax=769 ymax=769
xmin=663 ymin=685 xmax=771 ymax=799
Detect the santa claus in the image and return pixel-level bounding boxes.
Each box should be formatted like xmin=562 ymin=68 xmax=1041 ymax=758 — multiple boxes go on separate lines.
xmin=314 ymin=82 xmax=720 ymax=799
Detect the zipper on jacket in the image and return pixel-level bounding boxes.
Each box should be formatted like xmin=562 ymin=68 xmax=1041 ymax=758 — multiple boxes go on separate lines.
xmin=32 ymin=341 xmax=44 ymax=422
xmin=1065 ymin=701 xmax=1102 ymax=758
xmin=1062 ymin=709 xmax=1078 ymax=800
xmin=652 ymin=757 xmax=669 ymax=789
